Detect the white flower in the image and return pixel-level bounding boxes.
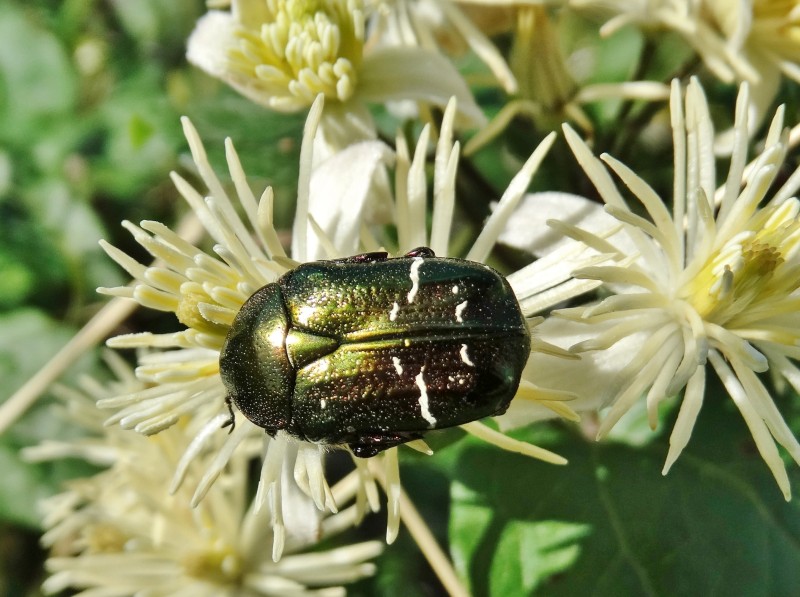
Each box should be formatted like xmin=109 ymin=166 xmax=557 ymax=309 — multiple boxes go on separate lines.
xmin=95 ymin=95 xmax=597 ymax=551
xmin=568 ymin=0 xmax=749 ymax=83
xmin=371 ymin=0 xmax=519 ymax=94
xmin=703 ymin=0 xmax=800 ymax=148
xmin=187 ymin=0 xmax=485 ymax=157
xmin=512 ymin=79 xmax=800 ymax=498
xmin=464 ymin=4 xmax=669 ymax=153
xmin=24 ymin=361 xmax=382 ymax=596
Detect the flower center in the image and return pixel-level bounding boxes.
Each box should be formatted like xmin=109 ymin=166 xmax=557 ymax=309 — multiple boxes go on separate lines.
xmin=227 ymin=0 xmax=364 ymax=110
xmin=183 ymin=542 xmax=243 ymax=585
xmin=683 ymin=201 xmax=800 ymax=325
xmin=84 ymin=523 xmax=128 ymax=553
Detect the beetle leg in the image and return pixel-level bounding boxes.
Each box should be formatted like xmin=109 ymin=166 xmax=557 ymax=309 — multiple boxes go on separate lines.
xmin=221 ymin=396 xmax=236 ymax=432
xmin=348 ymin=432 xmax=424 ymax=458
xmin=331 ymin=251 xmax=388 ymax=264
xmin=404 ymin=247 xmax=435 ymax=258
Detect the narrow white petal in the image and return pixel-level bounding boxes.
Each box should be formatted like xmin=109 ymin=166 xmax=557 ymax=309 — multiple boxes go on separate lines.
xmin=663 ymin=366 xmax=705 ymax=474
xmin=358 ymin=47 xmax=486 ymax=126
xmin=708 ymin=351 xmax=791 ymax=500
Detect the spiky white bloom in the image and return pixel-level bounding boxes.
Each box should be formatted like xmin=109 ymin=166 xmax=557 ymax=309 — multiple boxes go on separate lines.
xmin=702 ymin=0 xmax=800 ymax=147
xmin=95 ymin=95 xmax=605 ymax=551
xmin=187 ymin=0 xmax=485 ymax=157
xmin=568 ymin=0 xmax=750 ymax=83
xmin=511 ymin=79 xmax=800 ymax=499
xmin=570 ymin=1 xmax=800 ymax=145
xmin=464 ymin=5 xmax=669 ymax=153
xmin=24 ymin=359 xmax=382 ymax=596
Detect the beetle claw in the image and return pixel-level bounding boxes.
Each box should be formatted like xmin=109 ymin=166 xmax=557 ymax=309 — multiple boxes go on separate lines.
xmin=222 ymin=396 xmax=236 ymax=432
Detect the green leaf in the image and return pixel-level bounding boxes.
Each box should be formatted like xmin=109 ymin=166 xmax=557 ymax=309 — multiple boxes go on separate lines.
xmin=110 ymin=0 xmax=201 ymax=53
xmin=0 ymin=201 xmax=70 ymax=311
xmin=0 ymin=3 xmax=77 ymax=144
xmin=90 ymin=66 xmax=183 ymax=197
xmin=449 ymin=401 xmax=800 ymax=596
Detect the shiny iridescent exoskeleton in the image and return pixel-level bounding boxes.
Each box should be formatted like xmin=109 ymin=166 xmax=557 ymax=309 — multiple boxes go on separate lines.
xmin=219 ymin=247 xmax=530 ymax=457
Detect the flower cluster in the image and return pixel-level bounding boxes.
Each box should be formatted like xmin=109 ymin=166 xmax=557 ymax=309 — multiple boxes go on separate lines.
xmin=24 ymin=353 xmax=382 ymax=595
xmin=13 ymin=0 xmax=800 ymax=594
xmin=504 ymin=79 xmax=800 ymax=497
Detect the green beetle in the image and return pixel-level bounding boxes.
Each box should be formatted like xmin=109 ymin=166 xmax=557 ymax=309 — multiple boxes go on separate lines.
xmin=219 ymin=247 xmax=530 ymax=457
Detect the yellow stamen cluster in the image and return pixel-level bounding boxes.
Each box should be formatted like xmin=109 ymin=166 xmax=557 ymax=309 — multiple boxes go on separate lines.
xmin=684 ymin=200 xmax=800 ymax=326
xmin=183 ymin=544 xmax=243 ymax=585
xmin=83 ymin=523 xmax=128 ymax=554
xmin=228 ymin=0 xmax=364 ymax=110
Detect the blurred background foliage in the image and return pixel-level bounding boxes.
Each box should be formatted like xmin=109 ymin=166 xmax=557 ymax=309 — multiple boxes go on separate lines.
xmin=2 ymin=1 xmax=800 ymax=596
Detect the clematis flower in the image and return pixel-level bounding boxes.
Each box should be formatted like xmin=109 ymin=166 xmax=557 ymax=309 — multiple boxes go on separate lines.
xmin=505 ymin=79 xmax=800 ymax=499
xmin=464 ymin=5 xmax=669 ymax=153
xmin=23 ymin=356 xmax=382 ymax=595
xmin=371 ymin=0 xmax=518 ymax=94
xmin=569 ymin=0 xmax=800 ymax=144
xmin=187 ymin=0 xmax=485 ymax=157
xmin=702 ymin=0 xmax=800 ymax=148
xmin=95 ymin=95 xmax=607 ymax=552
xmin=568 ymin=0 xmax=745 ymax=83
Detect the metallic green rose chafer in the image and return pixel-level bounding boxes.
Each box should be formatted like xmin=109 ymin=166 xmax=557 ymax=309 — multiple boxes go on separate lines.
xmin=220 ymin=247 xmax=530 ymax=457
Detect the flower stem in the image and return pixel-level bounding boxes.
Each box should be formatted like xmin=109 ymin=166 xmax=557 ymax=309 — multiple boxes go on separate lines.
xmin=369 ymin=459 xmax=470 ymax=597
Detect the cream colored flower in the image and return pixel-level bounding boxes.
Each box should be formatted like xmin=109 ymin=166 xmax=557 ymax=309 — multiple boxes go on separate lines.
xmin=703 ymin=0 xmax=800 ymax=145
xmin=464 ymin=5 xmax=669 ymax=153
xmin=370 ymin=0 xmax=518 ymax=93
xmin=571 ymin=0 xmax=800 ymax=132
xmin=509 ymin=79 xmax=800 ymax=498
xmin=190 ymin=0 xmax=365 ymax=111
xmin=24 ymin=361 xmax=382 ymax=596
xmin=95 ymin=96 xmax=598 ymax=551
xmin=569 ymin=0 xmax=748 ymax=83
xmin=187 ymin=0 xmax=485 ymax=155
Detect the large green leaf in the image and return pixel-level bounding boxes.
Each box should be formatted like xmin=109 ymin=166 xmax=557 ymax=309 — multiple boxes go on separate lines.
xmin=449 ymin=399 xmax=800 ymax=596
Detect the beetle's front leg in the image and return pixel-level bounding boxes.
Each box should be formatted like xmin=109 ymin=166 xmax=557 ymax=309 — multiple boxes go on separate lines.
xmin=222 ymin=395 xmax=236 ymax=432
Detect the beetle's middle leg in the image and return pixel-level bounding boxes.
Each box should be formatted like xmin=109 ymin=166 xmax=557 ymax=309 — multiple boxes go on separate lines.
xmin=348 ymin=431 xmax=424 ymax=458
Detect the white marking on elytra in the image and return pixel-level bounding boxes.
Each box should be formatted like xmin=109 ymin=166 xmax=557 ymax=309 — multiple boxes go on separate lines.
xmin=320 ymin=399 xmax=327 ymax=409
xmin=296 ymin=305 xmax=316 ymax=326
xmin=455 ymin=300 xmax=468 ymax=323
xmin=415 ymin=366 xmax=437 ymax=428
xmin=389 ymin=301 xmax=400 ymax=321
xmin=407 ymin=257 xmax=424 ymax=303
xmin=451 ymin=285 xmax=459 ymax=294
xmin=460 ymin=343 xmax=475 ymax=367
xmin=392 ymin=356 xmax=403 ymax=376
